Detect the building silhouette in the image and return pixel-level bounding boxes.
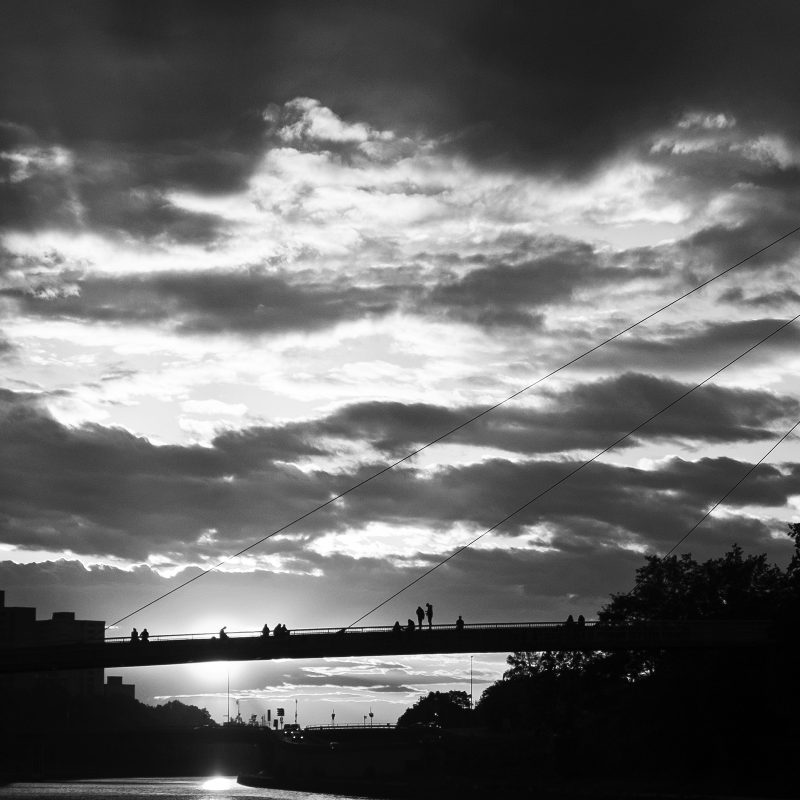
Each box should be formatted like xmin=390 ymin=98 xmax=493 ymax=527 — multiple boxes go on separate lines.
xmin=0 ymin=589 xmax=133 ymax=698
xmin=104 ymin=674 xmax=135 ymax=700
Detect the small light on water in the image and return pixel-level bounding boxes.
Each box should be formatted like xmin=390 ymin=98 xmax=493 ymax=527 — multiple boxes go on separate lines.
xmin=201 ymin=776 xmax=237 ymax=790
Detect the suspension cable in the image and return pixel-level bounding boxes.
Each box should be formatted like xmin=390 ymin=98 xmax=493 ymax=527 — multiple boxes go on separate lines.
xmin=109 ymin=224 xmax=800 ymax=629
xmin=346 ymin=314 xmax=799 ymax=627
xmin=662 ymin=420 xmax=800 ymax=558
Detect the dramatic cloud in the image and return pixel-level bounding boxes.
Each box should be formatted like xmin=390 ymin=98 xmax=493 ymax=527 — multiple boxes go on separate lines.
xmin=1 ymin=271 xmax=401 ymax=333
xmin=2 ymin=375 xmax=796 ymax=575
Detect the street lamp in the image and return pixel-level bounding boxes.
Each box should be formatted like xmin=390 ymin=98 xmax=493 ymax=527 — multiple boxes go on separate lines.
xmin=470 ymin=655 xmax=474 ymax=710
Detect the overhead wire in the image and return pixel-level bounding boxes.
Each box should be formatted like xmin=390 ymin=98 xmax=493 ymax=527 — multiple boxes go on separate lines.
xmin=109 ymin=223 xmax=800 ymax=629
xmin=662 ymin=420 xmax=800 ymax=558
xmin=602 ymin=416 xmax=800 ymax=613
xmin=346 ymin=314 xmax=800 ymax=628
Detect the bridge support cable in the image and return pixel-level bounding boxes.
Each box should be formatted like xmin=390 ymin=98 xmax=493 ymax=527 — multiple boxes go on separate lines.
xmin=662 ymin=418 xmax=800 ymax=558
xmin=602 ymin=416 xmax=800 ymax=607
xmin=347 ymin=314 xmax=800 ymax=628
xmin=109 ymin=224 xmax=800 ymax=630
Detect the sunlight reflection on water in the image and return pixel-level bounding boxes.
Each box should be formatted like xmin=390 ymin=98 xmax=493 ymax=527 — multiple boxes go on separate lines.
xmin=0 ymin=777 xmax=346 ymax=800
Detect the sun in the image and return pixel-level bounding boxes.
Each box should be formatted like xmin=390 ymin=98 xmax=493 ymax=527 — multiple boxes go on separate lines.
xmin=186 ymin=659 xmax=231 ymax=684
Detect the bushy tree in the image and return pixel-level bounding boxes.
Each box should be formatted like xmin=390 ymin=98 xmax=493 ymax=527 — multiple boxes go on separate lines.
xmin=600 ymin=543 xmax=791 ymax=623
xmin=504 ymin=648 xmax=596 ymax=679
xmin=397 ymin=690 xmax=472 ymax=728
xmin=149 ymin=699 xmax=215 ymax=728
xmin=472 ymin=526 xmax=800 ymax=784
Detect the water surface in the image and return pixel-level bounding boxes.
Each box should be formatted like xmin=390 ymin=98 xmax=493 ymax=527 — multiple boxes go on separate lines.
xmin=0 ymin=777 xmax=350 ymax=800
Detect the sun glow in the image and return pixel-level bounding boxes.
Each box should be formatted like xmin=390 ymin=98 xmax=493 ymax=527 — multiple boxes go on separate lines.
xmin=201 ymin=776 xmax=237 ymax=790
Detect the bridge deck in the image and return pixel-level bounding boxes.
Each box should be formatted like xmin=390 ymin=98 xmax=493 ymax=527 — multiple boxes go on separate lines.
xmin=0 ymin=620 xmax=779 ymax=674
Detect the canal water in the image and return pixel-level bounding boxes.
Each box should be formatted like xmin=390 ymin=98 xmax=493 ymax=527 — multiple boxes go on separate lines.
xmin=0 ymin=777 xmax=347 ymax=800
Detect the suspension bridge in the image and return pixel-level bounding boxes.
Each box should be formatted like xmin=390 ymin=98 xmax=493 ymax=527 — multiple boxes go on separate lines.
xmin=0 ymin=619 xmax=780 ymax=674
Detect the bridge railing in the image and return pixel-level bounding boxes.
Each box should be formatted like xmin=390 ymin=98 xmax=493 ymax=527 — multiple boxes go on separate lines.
xmin=102 ymin=620 xmax=583 ymax=644
xmin=0 ymin=620 xmax=778 ymax=667
xmin=84 ymin=619 xmax=778 ymax=647
xmin=0 ymin=618 xmax=770 ymax=648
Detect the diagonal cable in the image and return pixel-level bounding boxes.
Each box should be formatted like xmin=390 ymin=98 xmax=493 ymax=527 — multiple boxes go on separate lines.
xmin=609 ymin=418 xmax=800 ymax=611
xmin=663 ymin=420 xmax=800 ymax=557
xmin=109 ymin=224 xmax=800 ymax=629
xmin=347 ymin=314 xmax=800 ymax=627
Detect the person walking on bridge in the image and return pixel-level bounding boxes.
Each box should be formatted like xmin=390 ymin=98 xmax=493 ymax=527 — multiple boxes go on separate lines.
xmin=416 ymin=606 xmax=424 ymax=630
xmin=425 ymin=603 xmax=433 ymax=630
xmin=130 ymin=628 xmax=139 ymax=643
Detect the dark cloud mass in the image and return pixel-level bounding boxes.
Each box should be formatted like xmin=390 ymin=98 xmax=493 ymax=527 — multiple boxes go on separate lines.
xmin=305 ymin=372 xmax=800 ymax=456
xmin=582 ymin=319 xmax=800 ymax=376
xmin=3 ymin=1 xmax=800 ymax=178
xmin=1 ymin=271 xmax=400 ymax=333
xmin=423 ymin=243 xmax=623 ymax=328
xmin=0 ymin=238 xmax=760 ymax=338
xmin=1 ymin=377 xmax=796 ymax=565
xmin=0 ymin=238 xmax=613 ymax=333
xmin=0 ymin=136 xmax=229 ymax=241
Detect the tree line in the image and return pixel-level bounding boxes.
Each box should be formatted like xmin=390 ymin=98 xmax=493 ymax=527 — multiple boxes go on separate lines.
xmin=398 ymin=525 xmax=800 ymax=792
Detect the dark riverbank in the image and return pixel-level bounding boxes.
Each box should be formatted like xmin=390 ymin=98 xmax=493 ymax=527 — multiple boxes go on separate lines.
xmin=3 ymin=724 xmax=798 ymax=799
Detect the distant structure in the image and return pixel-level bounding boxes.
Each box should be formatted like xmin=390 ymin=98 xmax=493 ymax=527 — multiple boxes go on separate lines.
xmin=0 ymin=589 xmax=132 ymax=698
xmin=105 ymin=674 xmax=135 ymax=700
xmin=0 ymin=588 xmax=36 ymax=643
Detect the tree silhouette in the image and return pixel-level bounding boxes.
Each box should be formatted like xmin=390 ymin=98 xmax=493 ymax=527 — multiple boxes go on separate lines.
xmin=397 ymin=690 xmax=472 ymax=728
xmin=470 ymin=525 xmax=800 ymax=789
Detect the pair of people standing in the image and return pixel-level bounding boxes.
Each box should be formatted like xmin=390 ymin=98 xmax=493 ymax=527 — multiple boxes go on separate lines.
xmin=415 ymin=603 xmax=433 ymax=630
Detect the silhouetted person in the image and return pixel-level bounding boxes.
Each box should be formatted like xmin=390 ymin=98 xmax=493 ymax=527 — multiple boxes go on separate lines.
xmin=219 ymin=626 xmax=228 ymax=640
xmin=577 ymin=614 xmax=585 ymax=627
xmin=416 ymin=606 xmax=424 ymax=629
xmin=455 ymin=615 xmax=464 ymax=632
xmin=140 ymin=628 xmax=149 ymax=643
xmin=262 ymin=623 xmax=270 ymax=637
xmin=393 ymin=620 xmax=402 ymax=634
xmin=130 ymin=628 xmax=139 ymax=643
xmin=425 ymin=603 xmax=433 ymax=629
xmin=565 ymin=614 xmax=575 ymax=627
xmin=407 ymin=618 xmax=415 ymax=633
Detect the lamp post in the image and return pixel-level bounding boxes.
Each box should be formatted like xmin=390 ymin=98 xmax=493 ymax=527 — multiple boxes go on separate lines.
xmin=470 ymin=655 xmax=474 ymax=710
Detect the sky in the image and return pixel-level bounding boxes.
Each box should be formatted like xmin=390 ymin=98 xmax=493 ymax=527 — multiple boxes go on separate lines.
xmin=2 ymin=0 xmax=800 ymax=724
